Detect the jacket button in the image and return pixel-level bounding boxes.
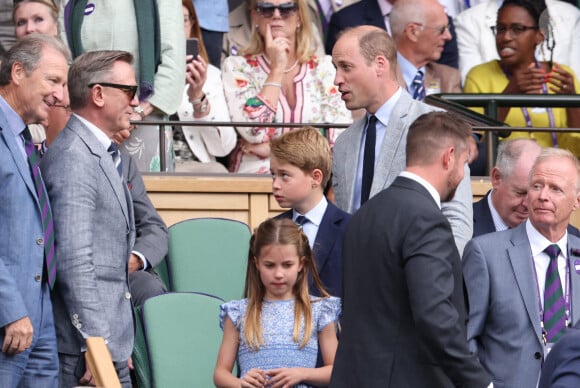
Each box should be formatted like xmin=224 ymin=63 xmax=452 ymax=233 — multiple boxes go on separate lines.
xmin=36 ymin=238 xmax=44 ymax=245
xmin=125 ymin=292 xmax=131 ymax=300
xmin=534 ymin=352 xmax=542 ymax=359
xmin=34 ymin=275 xmax=41 ymax=282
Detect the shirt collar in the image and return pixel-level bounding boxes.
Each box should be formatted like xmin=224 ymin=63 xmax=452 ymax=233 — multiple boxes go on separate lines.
xmin=372 ymin=87 xmax=403 ymax=127
xmin=293 ymin=196 xmax=328 ymax=227
xmin=397 ymin=52 xmax=425 ymax=93
xmin=0 ymin=95 xmax=27 ymax=138
xmin=526 ymin=219 xmax=568 ymax=258
xmin=399 ymin=171 xmax=441 ymax=209
xmin=487 ymin=189 xmax=510 ymax=232
xmin=73 ymin=113 xmax=113 ymax=150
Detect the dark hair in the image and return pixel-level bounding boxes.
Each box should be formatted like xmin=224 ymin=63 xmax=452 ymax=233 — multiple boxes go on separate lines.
xmin=499 ymin=0 xmax=547 ymax=26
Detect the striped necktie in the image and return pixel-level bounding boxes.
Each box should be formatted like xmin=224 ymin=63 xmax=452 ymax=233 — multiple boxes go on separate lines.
xmin=108 ymin=142 xmax=123 ymax=178
xmin=295 ymin=215 xmax=308 ymax=229
xmin=22 ymin=127 xmax=56 ymax=288
xmin=412 ymin=70 xmax=426 ymax=101
xmin=543 ymin=244 xmax=567 ymax=343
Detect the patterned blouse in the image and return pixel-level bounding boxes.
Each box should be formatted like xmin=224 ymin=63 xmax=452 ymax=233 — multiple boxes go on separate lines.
xmin=222 ymin=54 xmax=352 ymax=173
xmin=220 ymin=296 xmax=341 ymax=387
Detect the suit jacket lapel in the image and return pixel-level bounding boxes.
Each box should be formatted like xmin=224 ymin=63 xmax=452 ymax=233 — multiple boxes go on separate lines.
xmin=313 ymin=203 xmax=341 ymax=273
xmin=342 ymin=118 xmax=364 ymax=212
xmin=508 ymin=224 xmax=543 ymax=345
xmin=0 ymin=123 xmax=39 ymax=204
xmin=70 ymin=116 xmax=131 ymax=228
xmin=370 ymin=93 xmax=410 ymax=196
xmin=567 ymin=235 xmax=580 ymax=325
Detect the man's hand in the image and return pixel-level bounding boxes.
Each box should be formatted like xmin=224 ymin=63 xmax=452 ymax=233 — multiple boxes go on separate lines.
xmin=2 ymin=317 xmax=33 ymax=355
xmin=128 ymin=253 xmax=144 ymax=273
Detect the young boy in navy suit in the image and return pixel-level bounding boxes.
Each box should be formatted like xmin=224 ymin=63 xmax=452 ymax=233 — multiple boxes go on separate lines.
xmin=270 ymin=127 xmax=351 ymax=297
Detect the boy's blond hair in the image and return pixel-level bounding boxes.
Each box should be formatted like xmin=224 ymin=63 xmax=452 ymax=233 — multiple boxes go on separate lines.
xmin=270 ymin=127 xmax=332 ymax=188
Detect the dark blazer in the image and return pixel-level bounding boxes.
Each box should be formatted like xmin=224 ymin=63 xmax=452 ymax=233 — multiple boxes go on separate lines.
xmin=539 ymin=323 xmax=580 ymax=388
xmin=325 ymin=0 xmax=459 ymax=69
xmin=330 ymin=177 xmax=490 ymax=387
xmin=473 ymin=191 xmax=580 ymax=238
xmin=276 ymin=201 xmax=351 ymax=298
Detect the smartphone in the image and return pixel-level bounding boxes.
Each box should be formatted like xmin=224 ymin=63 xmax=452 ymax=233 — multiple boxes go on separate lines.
xmin=186 ymin=38 xmax=199 ymax=62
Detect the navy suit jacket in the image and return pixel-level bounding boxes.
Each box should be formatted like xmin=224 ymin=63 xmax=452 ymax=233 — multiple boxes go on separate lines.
xmin=277 ymin=201 xmax=351 ymax=298
xmin=473 ymin=191 xmax=580 ymax=238
xmin=325 ymin=0 xmax=459 ymax=69
xmin=539 ymin=323 xmax=580 ymax=388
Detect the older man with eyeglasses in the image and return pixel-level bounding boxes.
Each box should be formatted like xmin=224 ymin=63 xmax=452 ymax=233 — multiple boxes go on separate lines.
xmin=40 ymin=50 xmax=138 ymax=388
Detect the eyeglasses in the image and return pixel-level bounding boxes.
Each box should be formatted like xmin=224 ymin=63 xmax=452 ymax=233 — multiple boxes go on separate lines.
xmin=256 ymin=2 xmax=298 ymax=19
xmin=414 ymin=23 xmax=449 ymax=36
xmin=88 ymin=82 xmax=138 ymax=100
xmin=491 ymin=24 xmax=539 ymax=37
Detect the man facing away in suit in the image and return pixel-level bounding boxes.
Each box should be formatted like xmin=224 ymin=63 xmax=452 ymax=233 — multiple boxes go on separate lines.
xmin=473 ymin=139 xmax=542 ymax=237
xmin=539 ymin=321 xmax=580 ymax=388
xmin=330 ymin=111 xmax=491 ymax=388
xmin=331 ymin=25 xmax=473 ymax=254
xmin=389 ymin=0 xmax=461 ymax=100
xmin=270 ymin=127 xmax=351 ymax=298
xmin=41 ymin=50 xmax=139 ymax=387
xmin=463 ymin=148 xmax=580 ymax=388
xmin=0 ymin=34 xmax=68 ymax=388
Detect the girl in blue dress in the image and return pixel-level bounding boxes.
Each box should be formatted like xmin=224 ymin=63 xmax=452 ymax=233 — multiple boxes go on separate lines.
xmin=213 ymin=218 xmax=341 ymax=388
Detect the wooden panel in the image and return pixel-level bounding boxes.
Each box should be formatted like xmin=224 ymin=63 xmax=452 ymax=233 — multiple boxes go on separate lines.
xmin=150 ymin=193 xmax=248 ymax=210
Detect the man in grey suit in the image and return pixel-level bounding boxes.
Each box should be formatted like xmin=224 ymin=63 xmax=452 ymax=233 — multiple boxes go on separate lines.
xmin=41 ymin=50 xmax=139 ymax=387
xmin=331 ymin=25 xmax=473 ymax=253
xmin=463 ymin=148 xmax=580 ymax=388
xmin=0 ymin=34 xmax=68 ymax=388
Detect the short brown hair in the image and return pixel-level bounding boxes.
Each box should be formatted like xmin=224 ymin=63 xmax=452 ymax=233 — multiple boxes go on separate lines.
xmin=406 ymin=111 xmax=471 ymax=166
xmin=270 ymin=127 xmax=332 ymax=188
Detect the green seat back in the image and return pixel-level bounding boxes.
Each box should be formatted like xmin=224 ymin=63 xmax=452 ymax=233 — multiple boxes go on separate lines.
xmin=131 ymin=305 xmax=151 ymax=388
xmin=167 ymin=218 xmax=251 ymax=301
xmin=142 ymin=292 xmax=224 ymax=388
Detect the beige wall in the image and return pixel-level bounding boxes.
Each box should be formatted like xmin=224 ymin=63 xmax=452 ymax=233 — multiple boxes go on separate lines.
xmin=143 ymin=175 xmax=580 ymax=230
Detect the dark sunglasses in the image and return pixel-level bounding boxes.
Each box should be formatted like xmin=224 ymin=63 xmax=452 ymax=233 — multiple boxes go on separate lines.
xmin=256 ymin=2 xmax=298 ymax=19
xmin=88 ymin=82 xmax=138 ymax=100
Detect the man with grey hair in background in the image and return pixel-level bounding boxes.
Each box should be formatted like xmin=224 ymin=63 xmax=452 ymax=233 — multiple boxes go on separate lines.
xmin=0 ymin=34 xmax=68 ymax=387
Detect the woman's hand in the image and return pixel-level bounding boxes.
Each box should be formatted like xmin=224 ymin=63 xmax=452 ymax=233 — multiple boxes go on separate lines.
xmin=186 ymin=55 xmax=208 ymax=102
xmin=510 ymin=62 xmax=546 ymax=94
xmin=266 ymin=367 xmax=305 ymax=388
xmin=548 ymin=63 xmax=577 ymax=94
xmin=263 ymin=23 xmax=290 ymax=73
xmin=241 ymin=140 xmax=271 ymax=159
xmin=240 ymin=368 xmax=267 ymax=388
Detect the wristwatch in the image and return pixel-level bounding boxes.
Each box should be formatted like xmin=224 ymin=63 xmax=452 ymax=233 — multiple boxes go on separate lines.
xmin=192 ymin=93 xmax=209 ymax=113
xmin=134 ymin=105 xmax=146 ymax=118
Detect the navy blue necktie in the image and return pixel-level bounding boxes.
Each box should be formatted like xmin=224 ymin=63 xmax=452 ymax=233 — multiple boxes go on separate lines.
xmin=361 ymin=115 xmax=377 ymax=205
xmin=107 ymin=143 xmax=123 ymax=178
xmin=295 ymin=215 xmax=308 ymax=229
xmin=412 ymin=70 xmax=426 ymax=101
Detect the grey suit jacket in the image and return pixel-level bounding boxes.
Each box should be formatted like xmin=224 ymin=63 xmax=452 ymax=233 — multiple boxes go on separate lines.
xmin=332 ymin=91 xmax=473 ymax=253
xmin=40 ymin=115 xmax=136 ymax=361
xmin=463 ymin=223 xmax=580 ymax=388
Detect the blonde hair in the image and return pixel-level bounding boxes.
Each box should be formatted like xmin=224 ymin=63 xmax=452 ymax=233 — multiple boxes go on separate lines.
xmin=243 ymin=0 xmax=315 ymax=62
xmin=270 ymin=126 xmax=332 ymax=188
xmin=243 ymin=218 xmax=329 ymax=350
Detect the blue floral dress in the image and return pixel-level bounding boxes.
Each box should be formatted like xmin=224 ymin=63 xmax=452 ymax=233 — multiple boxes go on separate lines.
xmin=219 ymin=296 xmax=341 ymax=388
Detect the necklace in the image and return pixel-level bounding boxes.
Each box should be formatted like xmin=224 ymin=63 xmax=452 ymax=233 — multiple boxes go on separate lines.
xmin=283 ymin=60 xmax=299 ymax=74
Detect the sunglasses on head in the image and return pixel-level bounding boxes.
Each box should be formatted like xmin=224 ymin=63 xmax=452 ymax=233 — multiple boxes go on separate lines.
xmin=256 ymin=2 xmax=298 ymax=19
xmin=88 ymin=82 xmax=138 ymax=100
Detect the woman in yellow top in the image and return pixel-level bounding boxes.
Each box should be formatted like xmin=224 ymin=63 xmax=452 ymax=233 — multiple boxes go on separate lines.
xmin=464 ymin=0 xmax=580 ymax=156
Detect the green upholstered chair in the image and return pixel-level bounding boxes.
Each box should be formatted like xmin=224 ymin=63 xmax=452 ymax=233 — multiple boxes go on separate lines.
xmin=167 ymin=218 xmax=251 ymax=301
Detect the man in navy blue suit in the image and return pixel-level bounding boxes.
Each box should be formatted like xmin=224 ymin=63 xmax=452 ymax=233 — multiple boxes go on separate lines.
xmin=539 ymin=321 xmax=580 ymax=388
xmin=270 ymin=127 xmax=351 ymax=297
xmin=325 ymin=0 xmax=459 ymax=69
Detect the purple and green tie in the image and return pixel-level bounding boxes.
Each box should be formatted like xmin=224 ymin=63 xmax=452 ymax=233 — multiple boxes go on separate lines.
xmin=543 ymin=244 xmax=566 ymax=343
xmin=22 ymin=127 xmax=56 ymax=288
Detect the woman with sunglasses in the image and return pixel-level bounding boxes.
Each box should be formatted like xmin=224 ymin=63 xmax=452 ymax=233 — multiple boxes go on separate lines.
xmin=222 ymin=0 xmax=351 ymax=174
xmin=173 ymin=0 xmax=236 ymax=173
xmin=463 ymin=0 xmax=580 ymax=156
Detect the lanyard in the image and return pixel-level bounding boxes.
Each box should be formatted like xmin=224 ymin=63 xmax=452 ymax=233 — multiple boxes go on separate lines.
xmin=531 ymin=248 xmax=571 ymax=345
xmin=502 ymin=60 xmax=558 ymax=146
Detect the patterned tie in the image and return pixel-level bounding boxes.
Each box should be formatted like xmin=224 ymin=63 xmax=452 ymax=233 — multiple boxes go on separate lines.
xmin=412 ymin=70 xmax=426 ymax=101
xmin=295 ymin=215 xmax=308 ymax=229
xmin=543 ymin=244 xmax=567 ymax=343
xmin=107 ymin=142 xmax=123 ymax=178
xmin=22 ymin=127 xmax=56 ymax=288
xmin=361 ymin=115 xmax=377 ymax=206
